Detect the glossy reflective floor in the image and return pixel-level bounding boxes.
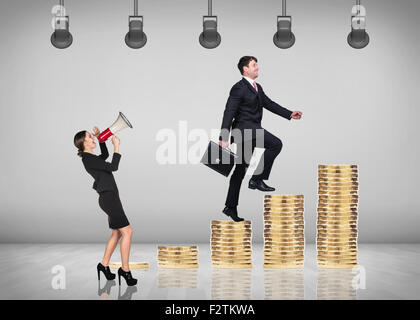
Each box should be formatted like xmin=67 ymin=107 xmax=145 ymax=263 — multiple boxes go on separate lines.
xmin=0 ymin=243 xmax=419 ymax=300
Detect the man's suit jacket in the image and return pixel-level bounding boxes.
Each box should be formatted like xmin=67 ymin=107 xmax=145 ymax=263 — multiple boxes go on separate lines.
xmin=219 ymin=78 xmax=293 ymax=142
xmin=82 ymin=142 xmax=121 ymax=193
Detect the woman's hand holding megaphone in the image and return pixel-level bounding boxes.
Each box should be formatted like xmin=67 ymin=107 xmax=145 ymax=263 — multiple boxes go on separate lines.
xmin=111 ymin=135 xmax=120 ymax=154
xmin=111 ymin=135 xmax=120 ymax=146
xmin=93 ymin=126 xmax=100 ymax=138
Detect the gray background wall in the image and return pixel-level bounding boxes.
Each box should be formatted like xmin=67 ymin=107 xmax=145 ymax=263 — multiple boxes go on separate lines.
xmin=0 ymin=0 xmax=419 ymax=243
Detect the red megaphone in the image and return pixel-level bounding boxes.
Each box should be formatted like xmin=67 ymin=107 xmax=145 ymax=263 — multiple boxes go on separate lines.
xmin=98 ymin=112 xmax=133 ymax=142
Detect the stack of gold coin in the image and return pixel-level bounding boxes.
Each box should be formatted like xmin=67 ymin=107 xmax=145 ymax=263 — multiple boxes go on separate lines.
xmin=317 ymin=165 xmax=359 ymax=268
xmin=263 ymin=195 xmax=305 ymax=268
xmin=211 ymin=220 xmax=252 ymax=268
xmin=157 ymin=246 xmax=199 ymax=269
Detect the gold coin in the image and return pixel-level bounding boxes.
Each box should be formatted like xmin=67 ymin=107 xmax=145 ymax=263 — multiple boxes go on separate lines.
xmin=158 ymin=264 xmax=199 ymax=269
xmin=264 ymin=253 xmax=304 ymax=258
xmin=264 ymin=241 xmax=305 ymax=246
xmin=317 ymin=241 xmax=357 ymax=247
xmin=264 ymin=235 xmax=304 ymax=240
xmin=317 ymin=253 xmax=358 ymax=258
xmin=317 ymin=243 xmax=357 ymax=248
xmin=318 ymin=181 xmax=359 ymax=185
xmin=317 ymin=237 xmax=357 ymax=243
xmin=158 ymin=260 xmax=198 ymax=265
xmin=318 ymin=187 xmax=359 ymax=192
xmin=211 ymin=225 xmax=252 ymax=231
xmin=212 ymin=223 xmax=251 ymax=227
xmin=265 ymin=195 xmax=304 ymax=199
xmin=158 ymin=246 xmax=197 ymax=251
xmin=264 ymin=203 xmax=304 ymax=208
xmin=265 ymin=223 xmax=304 ymax=228
xmin=317 ymin=247 xmax=357 ymax=252
xmin=211 ymin=228 xmax=252 ymax=233
xmin=211 ymin=235 xmax=251 ymax=240
xmin=264 ymin=256 xmax=304 ymax=260
xmin=212 ymin=263 xmax=252 ymax=269
xmin=318 ymin=199 xmax=358 ymax=204
xmin=157 ymin=249 xmax=198 ymax=254
xmin=265 ymin=245 xmax=304 ymax=251
xmin=264 ymin=214 xmax=304 ymax=220
xmin=264 ymin=245 xmax=304 ymax=251
xmin=317 ymin=207 xmax=358 ymax=213
xmin=211 ymin=227 xmax=252 ymax=232
xmin=263 ymin=264 xmax=303 ymax=269
xmin=211 ymin=238 xmax=251 ymax=245
xmin=318 ymin=170 xmax=358 ymax=175
xmin=317 ymin=220 xmax=357 ymax=225
xmin=317 ymin=232 xmax=357 ymax=237
xmin=264 ymin=260 xmax=304 ymax=264
xmin=318 ymin=172 xmax=358 ymax=177
xmin=264 ymin=252 xmax=304 ymax=257
xmin=264 ymin=210 xmax=304 ymax=215
xmin=317 ymin=251 xmax=358 ymax=257
xmin=317 ymin=224 xmax=357 ymax=230
xmin=264 ymin=234 xmax=304 ymax=239
xmin=211 ymin=231 xmax=251 ymax=236
xmin=264 ymin=226 xmax=304 ymax=231
xmin=318 ymin=176 xmax=358 ymax=181
xmin=212 ymin=220 xmax=251 ymax=225
xmin=211 ymin=245 xmax=251 ymax=250
xmin=317 ymin=215 xmax=358 ymax=220
xmin=264 ymin=200 xmax=304 ymax=205
xmin=319 ymin=194 xmax=359 ymax=199
xmin=263 ymin=211 xmax=304 ymax=216
xmin=318 ymin=191 xmax=358 ymax=195
xmin=264 ymin=228 xmax=304 ymax=233
xmin=109 ymin=262 xmax=149 ymax=269
xmin=317 ymin=220 xmax=358 ymax=225
xmin=212 ymin=258 xmax=252 ymax=263
xmin=158 ymin=255 xmax=198 ymax=260
xmin=317 ymin=256 xmax=357 ymax=261
xmin=317 ymin=258 xmax=358 ymax=263
xmin=317 ymin=213 xmax=358 ymax=218
xmin=318 ymin=164 xmax=357 ymax=169
xmin=317 ymin=205 xmax=358 ymax=210
xmin=211 ymin=245 xmax=252 ymax=249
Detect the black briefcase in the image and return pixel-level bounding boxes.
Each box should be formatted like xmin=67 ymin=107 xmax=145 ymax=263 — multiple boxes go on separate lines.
xmin=201 ymin=141 xmax=238 ymax=177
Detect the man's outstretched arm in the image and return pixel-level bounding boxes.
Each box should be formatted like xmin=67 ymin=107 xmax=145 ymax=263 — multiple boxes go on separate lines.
xmin=260 ymin=85 xmax=293 ymax=120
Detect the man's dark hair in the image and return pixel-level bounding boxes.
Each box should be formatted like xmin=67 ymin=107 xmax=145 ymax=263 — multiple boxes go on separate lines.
xmin=237 ymin=56 xmax=258 ymax=75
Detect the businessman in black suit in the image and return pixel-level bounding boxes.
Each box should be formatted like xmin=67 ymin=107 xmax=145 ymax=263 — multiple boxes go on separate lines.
xmin=219 ymin=56 xmax=302 ymax=222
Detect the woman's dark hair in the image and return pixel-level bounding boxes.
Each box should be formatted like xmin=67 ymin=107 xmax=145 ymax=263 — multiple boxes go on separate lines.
xmin=74 ymin=130 xmax=87 ymax=157
xmin=237 ymin=56 xmax=258 ymax=75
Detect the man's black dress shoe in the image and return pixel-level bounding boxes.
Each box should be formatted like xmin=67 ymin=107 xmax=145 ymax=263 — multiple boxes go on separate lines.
xmin=248 ymin=179 xmax=275 ymax=192
xmin=222 ymin=206 xmax=245 ymax=222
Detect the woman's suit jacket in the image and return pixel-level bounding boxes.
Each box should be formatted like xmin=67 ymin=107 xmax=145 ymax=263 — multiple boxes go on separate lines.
xmin=82 ymin=142 xmax=121 ymax=193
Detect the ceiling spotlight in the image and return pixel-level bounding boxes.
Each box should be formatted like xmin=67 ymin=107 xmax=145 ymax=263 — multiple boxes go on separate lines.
xmin=273 ymin=0 xmax=295 ymax=49
xmin=125 ymin=0 xmax=147 ymax=49
xmin=51 ymin=0 xmax=73 ymax=49
xmin=199 ymin=0 xmax=221 ymax=49
xmin=348 ymin=0 xmax=369 ymax=49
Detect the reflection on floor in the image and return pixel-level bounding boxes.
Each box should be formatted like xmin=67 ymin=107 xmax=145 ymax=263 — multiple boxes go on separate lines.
xmin=0 ymin=243 xmax=419 ymax=299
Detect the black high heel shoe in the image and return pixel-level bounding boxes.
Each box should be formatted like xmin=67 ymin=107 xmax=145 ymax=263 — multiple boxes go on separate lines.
xmin=97 ymin=262 xmax=116 ymax=281
xmin=118 ymin=267 xmax=138 ymax=286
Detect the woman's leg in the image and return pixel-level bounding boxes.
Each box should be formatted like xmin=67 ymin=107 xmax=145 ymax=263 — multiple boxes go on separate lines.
xmin=101 ymin=229 xmax=121 ymax=266
xmin=119 ymin=225 xmax=133 ymax=272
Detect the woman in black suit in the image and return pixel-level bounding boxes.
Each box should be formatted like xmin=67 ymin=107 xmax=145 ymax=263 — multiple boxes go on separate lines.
xmin=73 ymin=127 xmax=137 ymax=286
